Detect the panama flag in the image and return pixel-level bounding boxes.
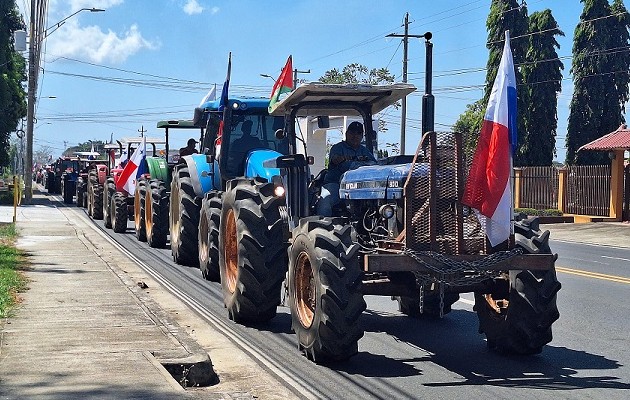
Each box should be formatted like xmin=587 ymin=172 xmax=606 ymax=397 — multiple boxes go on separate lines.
xmin=268 ymin=55 xmax=294 ymax=113
xmin=215 ymin=52 xmax=231 ymax=159
xmin=462 ymin=31 xmax=517 ymax=247
xmin=116 ymin=136 xmax=147 ymax=195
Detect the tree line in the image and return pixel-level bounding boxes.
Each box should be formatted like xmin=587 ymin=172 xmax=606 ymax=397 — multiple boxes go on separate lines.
xmin=455 ymin=0 xmax=630 ymax=166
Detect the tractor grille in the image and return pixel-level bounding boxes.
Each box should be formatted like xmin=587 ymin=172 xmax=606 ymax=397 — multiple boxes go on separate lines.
xmin=404 ymin=131 xmax=486 ymax=255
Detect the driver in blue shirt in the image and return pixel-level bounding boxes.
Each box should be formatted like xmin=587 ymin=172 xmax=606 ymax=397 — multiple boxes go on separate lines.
xmin=317 ymin=121 xmax=376 ymax=216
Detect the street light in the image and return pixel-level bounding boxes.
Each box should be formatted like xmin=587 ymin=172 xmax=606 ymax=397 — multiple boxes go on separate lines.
xmin=24 ymin=7 xmax=105 ymax=204
xmin=43 ymin=8 xmax=105 ymax=39
xmin=260 ymin=73 xmax=276 ymax=82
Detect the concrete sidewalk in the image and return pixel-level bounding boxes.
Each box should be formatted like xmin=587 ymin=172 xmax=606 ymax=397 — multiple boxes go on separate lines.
xmin=0 ymin=192 xmax=220 ymax=399
xmin=543 ymin=220 xmax=630 ymax=249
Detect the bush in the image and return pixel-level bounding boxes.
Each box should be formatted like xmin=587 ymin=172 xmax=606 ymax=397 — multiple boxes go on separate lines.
xmin=0 ymin=191 xmax=15 ymax=205
xmin=515 ymin=208 xmax=563 ymax=217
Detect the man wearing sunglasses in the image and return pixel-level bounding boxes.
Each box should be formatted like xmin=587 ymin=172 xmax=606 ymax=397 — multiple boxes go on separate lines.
xmin=317 ymin=121 xmax=376 ymax=216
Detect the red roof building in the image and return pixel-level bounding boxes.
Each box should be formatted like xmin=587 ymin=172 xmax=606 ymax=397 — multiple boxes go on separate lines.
xmin=579 ymin=124 xmax=630 ymax=151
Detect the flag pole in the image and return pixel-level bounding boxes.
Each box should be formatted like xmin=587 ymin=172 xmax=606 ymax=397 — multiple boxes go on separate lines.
xmin=506 ymin=29 xmax=515 ymax=240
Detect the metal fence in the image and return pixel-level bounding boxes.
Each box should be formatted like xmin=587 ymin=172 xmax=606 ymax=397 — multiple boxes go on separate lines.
xmin=518 ymin=166 xmax=559 ymax=210
xmin=565 ymin=165 xmax=611 ymax=216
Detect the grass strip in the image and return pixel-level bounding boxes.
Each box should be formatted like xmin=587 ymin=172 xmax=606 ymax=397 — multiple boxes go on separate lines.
xmin=0 ymin=223 xmax=27 ymax=318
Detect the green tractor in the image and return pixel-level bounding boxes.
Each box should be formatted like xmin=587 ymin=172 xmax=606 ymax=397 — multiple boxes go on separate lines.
xmin=100 ymin=137 xmax=167 ymax=236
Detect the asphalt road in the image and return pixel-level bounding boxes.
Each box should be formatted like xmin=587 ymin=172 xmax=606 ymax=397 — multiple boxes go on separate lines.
xmin=80 ymin=207 xmax=630 ymax=400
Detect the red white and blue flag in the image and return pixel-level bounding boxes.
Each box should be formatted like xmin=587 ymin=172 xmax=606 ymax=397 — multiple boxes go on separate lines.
xmin=116 ymin=135 xmax=147 ymax=195
xmin=216 ymin=52 xmax=231 ymax=158
xmin=462 ymin=31 xmax=517 ymax=247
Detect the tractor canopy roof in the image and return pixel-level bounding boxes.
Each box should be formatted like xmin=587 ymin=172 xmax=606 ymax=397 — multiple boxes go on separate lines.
xmin=268 ymin=82 xmax=416 ymax=117
xmin=119 ymin=137 xmax=166 ymax=145
xmin=156 ymin=119 xmax=198 ymax=129
xmin=199 ymin=97 xmax=270 ymax=112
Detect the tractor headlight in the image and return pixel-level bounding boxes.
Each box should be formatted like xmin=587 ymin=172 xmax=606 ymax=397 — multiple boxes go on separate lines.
xmin=379 ymin=204 xmax=396 ymax=219
xmin=274 ymin=185 xmax=285 ymax=197
xmin=272 ymin=175 xmax=285 ymax=197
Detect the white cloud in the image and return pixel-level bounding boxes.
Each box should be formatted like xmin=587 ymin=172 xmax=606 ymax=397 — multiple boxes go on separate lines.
xmin=47 ymin=21 xmax=158 ymax=64
xmin=210 ymin=6 xmax=219 ymax=15
xmin=183 ymin=0 xmax=203 ymax=15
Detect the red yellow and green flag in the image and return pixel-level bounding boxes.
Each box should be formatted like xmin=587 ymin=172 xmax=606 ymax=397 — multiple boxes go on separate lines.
xmin=268 ymin=55 xmax=294 ymax=113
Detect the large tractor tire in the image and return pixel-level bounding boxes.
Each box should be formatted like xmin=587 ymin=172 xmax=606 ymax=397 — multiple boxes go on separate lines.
xmin=46 ymin=171 xmax=55 ymax=192
xmin=134 ymin=180 xmax=148 ymax=242
xmin=88 ymin=170 xmax=103 ymax=220
xmin=76 ymin=181 xmax=87 ymax=209
xmin=62 ymin=178 xmax=73 ymax=204
xmin=170 ymin=165 xmax=201 ymax=267
xmin=103 ymin=178 xmax=115 ymax=229
xmin=474 ymin=217 xmax=561 ymax=355
xmin=288 ymin=217 xmax=366 ymax=363
xmin=198 ymin=191 xmax=222 ymax=282
xmin=146 ymin=179 xmax=169 ymax=249
xmin=218 ymin=180 xmax=287 ymax=323
xmin=111 ymin=192 xmax=129 ymax=233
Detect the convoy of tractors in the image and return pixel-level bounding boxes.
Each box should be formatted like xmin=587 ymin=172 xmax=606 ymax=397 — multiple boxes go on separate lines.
xmin=44 ymin=79 xmax=561 ymax=364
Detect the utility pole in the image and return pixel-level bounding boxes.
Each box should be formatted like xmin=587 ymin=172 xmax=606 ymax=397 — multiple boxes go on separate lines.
xmin=138 ymin=126 xmax=147 ymax=137
xmin=386 ymin=14 xmax=428 ymax=154
xmin=293 ymin=68 xmax=310 ymax=85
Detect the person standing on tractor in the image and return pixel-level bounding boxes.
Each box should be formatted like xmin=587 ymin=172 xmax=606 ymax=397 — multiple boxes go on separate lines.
xmin=318 ymin=121 xmax=376 ymax=216
xmin=179 ymin=138 xmax=199 ymax=156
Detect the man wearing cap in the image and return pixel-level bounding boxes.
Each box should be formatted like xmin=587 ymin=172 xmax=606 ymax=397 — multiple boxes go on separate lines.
xmin=179 ymin=138 xmax=199 ymax=156
xmin=317 ymin=121 xmax=376 ymax=216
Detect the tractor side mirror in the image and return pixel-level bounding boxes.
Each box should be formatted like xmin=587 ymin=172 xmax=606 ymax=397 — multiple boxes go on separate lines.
xmin=275 ymin=128 xmax=286 ymax=140
xmin=317 ymin=116 xmax=330 ymax=129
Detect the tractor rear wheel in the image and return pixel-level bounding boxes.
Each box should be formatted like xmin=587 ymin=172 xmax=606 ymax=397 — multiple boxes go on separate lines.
xmin=134 ymin=180 xmax=147 ymax=241
xmin=218 ymin=180 xmax=287 ymax=323
xmin=103 ymin=178 xmax=115 ymax=229
xmin=62 ymin=179 xmax=73 ymax=204
xmin=474 ymin=218 xmax=561 ymax=355
xmin=146 ymin=179 xmax=168 ymax=248
xmin=111 ymin=192 xmax=128 ymax=233
xmin=170 ymin=165 xmax=200 ymax=267
xmin=199 ymin=191 xmax=222 ymax=282
xmin=288 ymin=217 xmax=366 ymax=363
xmin=89 ymin=170 xmax=104 ymax=220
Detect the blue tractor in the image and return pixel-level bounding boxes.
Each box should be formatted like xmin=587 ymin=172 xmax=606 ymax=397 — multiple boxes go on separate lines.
xmin=257 ymin=82 xmax=559 ymax=363
xmin=169 ymin=96 xmax=286 ymax=290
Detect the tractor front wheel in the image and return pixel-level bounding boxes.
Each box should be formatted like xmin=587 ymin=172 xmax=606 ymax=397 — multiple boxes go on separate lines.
xmin=111 ymin=192 xmax=128 ymax=233
xmin=474 ymin=218 xmax=561 ymax=355
xmin=218 ymin=180 xmax=287 ymax=323
xmin=170 ymin=165 xmax=201 ymax=267
xmin=134 ymin=180 xmax=147 ymax=241
xmin=288 ymin=217 xmax=366 ymax=363
xmin=103 ymin=178 xmax=115 ymax=229
xmin=146 ymin=179 xmax=168 ymax=248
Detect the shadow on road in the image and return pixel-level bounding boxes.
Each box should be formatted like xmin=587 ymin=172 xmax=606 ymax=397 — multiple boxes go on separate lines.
xmin=343 ymin=307 xmax=630 ymax=391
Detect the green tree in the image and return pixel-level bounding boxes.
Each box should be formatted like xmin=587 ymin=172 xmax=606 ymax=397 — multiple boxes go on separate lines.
xmin=319 ymin=63 xmax=397 ymax=154
xmin=319 ymin=63 xmax=394 ymax=85
xmin=566 ymin=0 xmax=630 ymax=165
xmin=0 ymin=1 xmax=27 ymax=168
xmin=453 ymin=99 xmax=484 ymax=158
xmin=521 ymin=10 xmax=564 ymax=165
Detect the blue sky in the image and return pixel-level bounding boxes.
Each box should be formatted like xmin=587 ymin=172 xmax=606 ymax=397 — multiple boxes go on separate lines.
xmin=17 ymin=0 xmax=630 ymax=162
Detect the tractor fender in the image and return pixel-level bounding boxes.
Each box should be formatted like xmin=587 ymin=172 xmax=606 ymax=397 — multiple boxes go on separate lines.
xmin=145 ymin=157 xmax=168 ymax=182
xmin=181 ymin=154 xmax=221 ymax=197
xmin=245 ymin=149 xmax=283 ymax=181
